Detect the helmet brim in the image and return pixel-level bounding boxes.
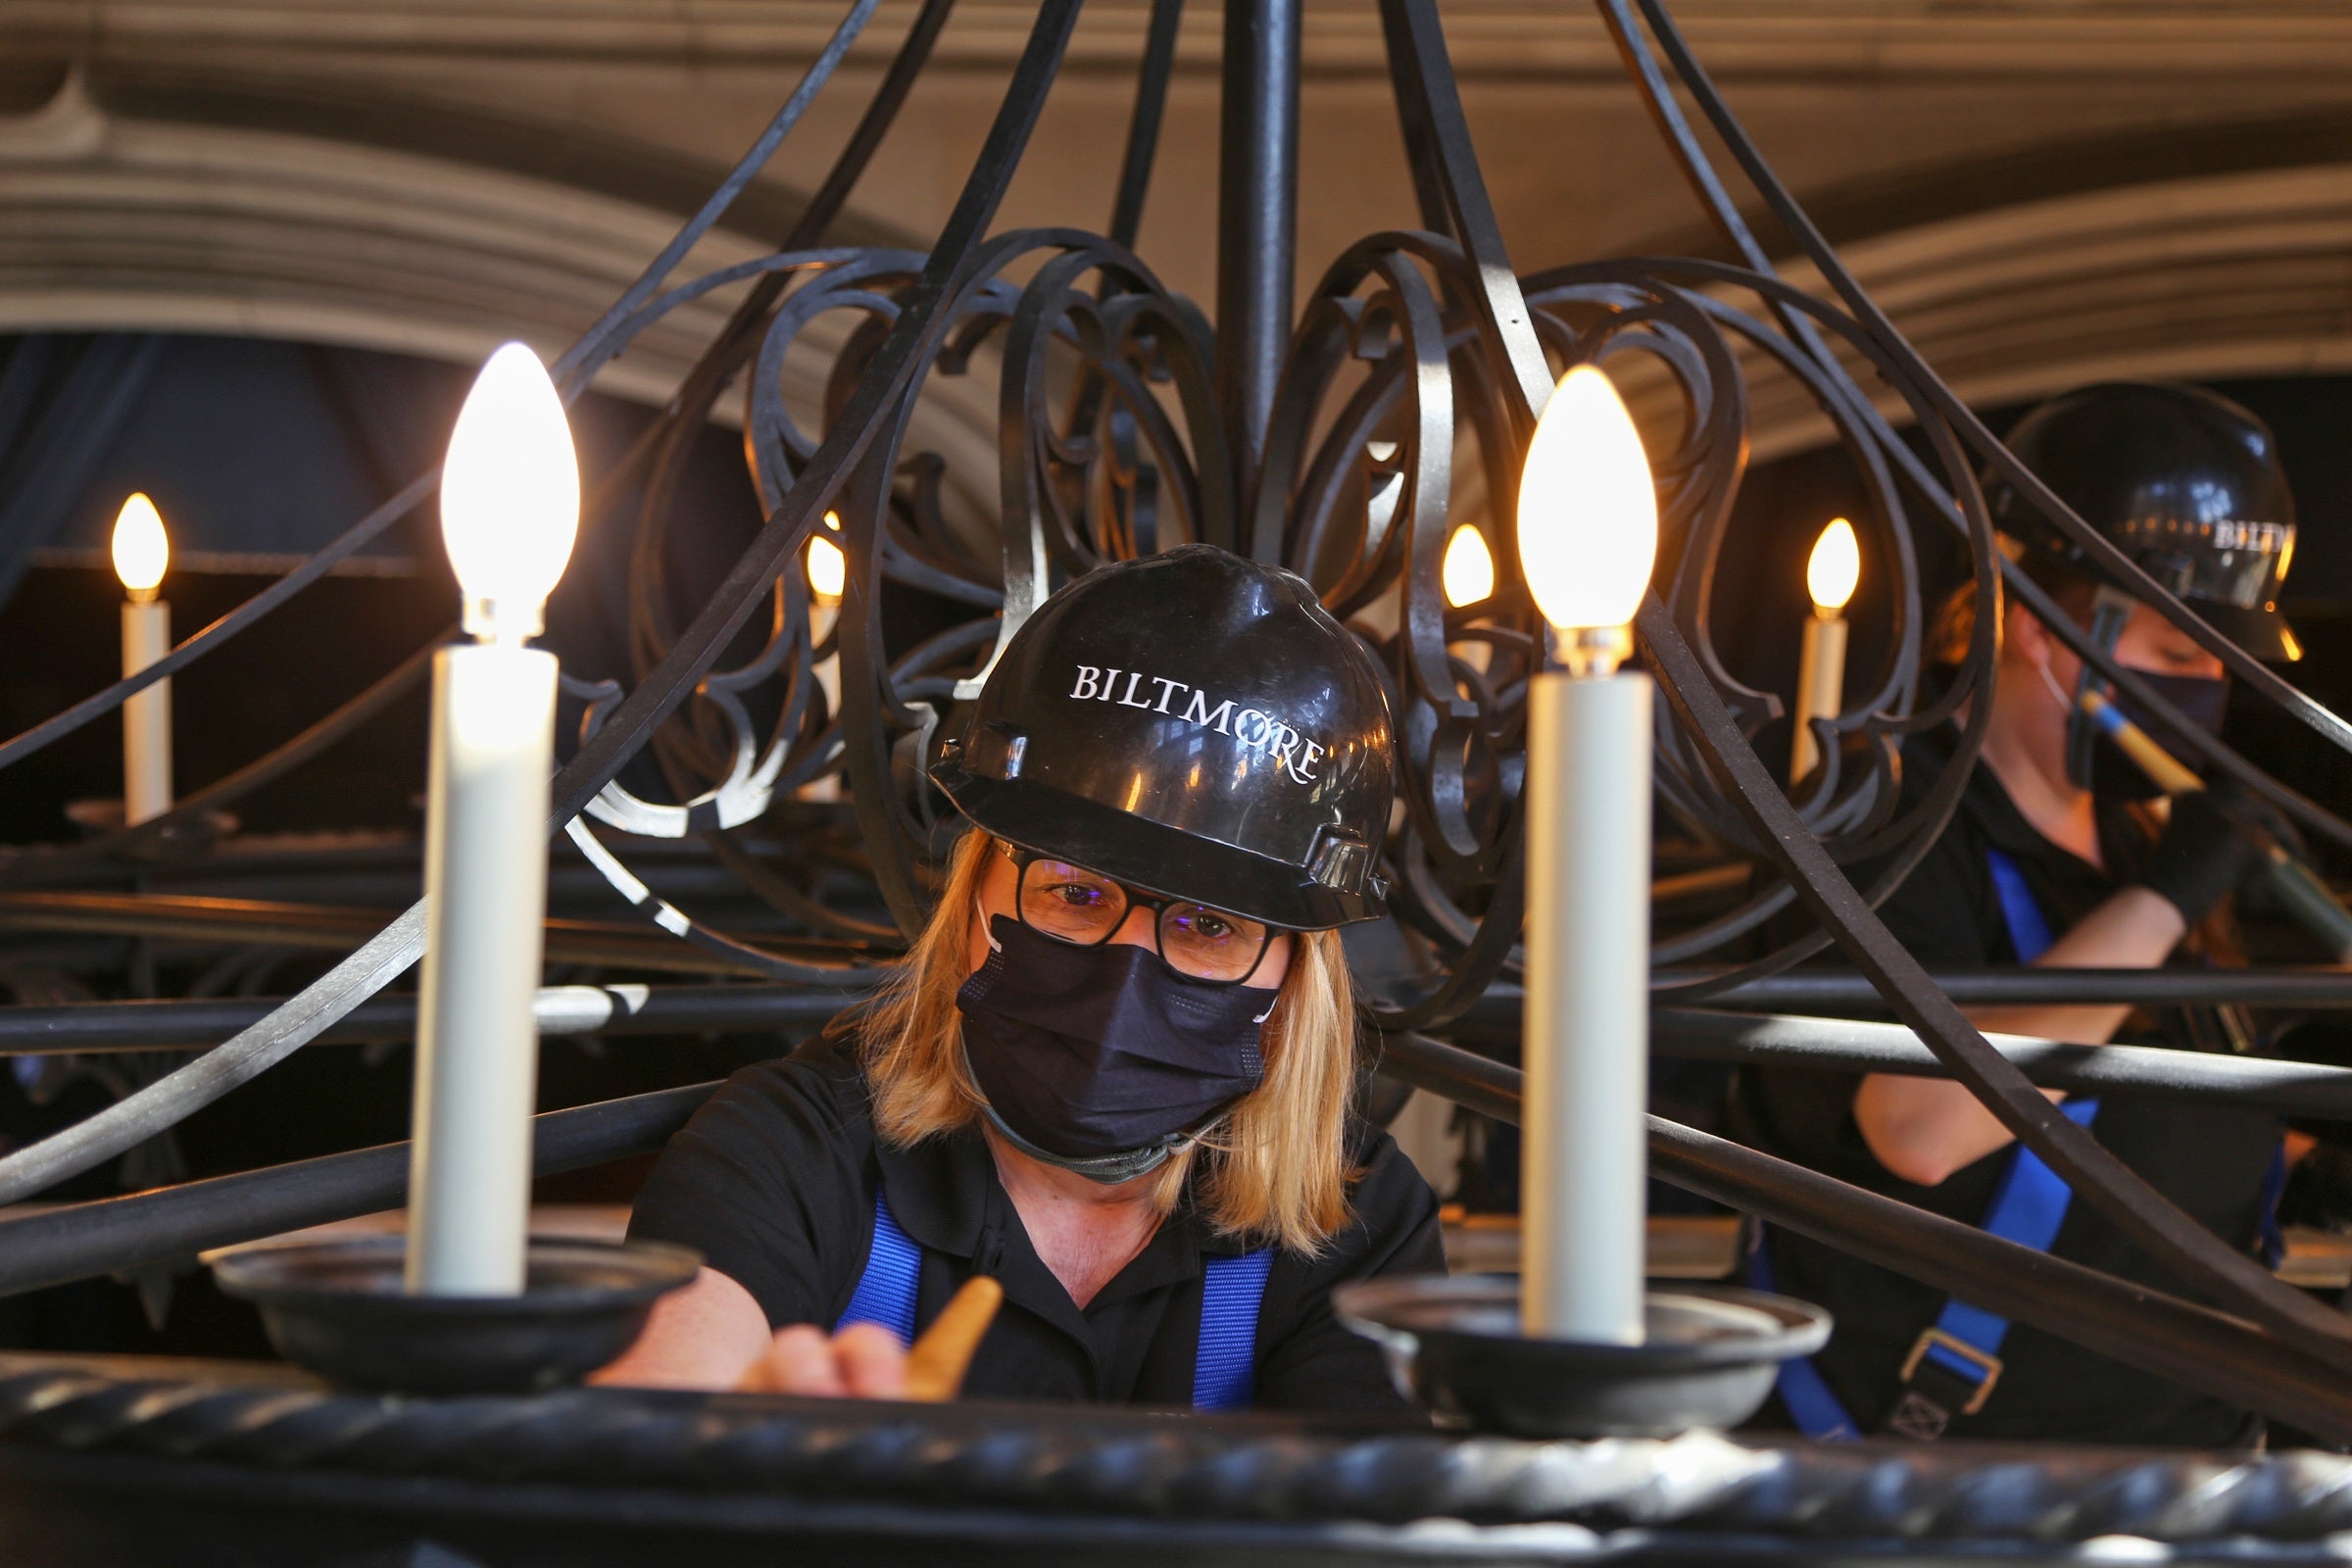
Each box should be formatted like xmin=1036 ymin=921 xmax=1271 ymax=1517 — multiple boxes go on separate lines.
xmin=2196 ymin=601 xmax=2301 ymax=663
xmin=932 ymin=761 xmax=1383 ymax=930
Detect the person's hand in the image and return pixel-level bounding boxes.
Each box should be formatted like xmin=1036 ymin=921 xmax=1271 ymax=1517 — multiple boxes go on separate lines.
xmin=2138 ymin=788 xmax=2273 ymax=927
xmin=735 ymin=1321 xmax=908 ymax=1398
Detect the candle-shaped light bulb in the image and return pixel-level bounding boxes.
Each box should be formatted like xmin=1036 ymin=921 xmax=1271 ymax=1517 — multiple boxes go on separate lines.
xmin=1792 ymin=518 xmax=1859 ymax=784
xmin=1807 ymin=517 xmax=1859 ymax=617
xmin=1442 ymin=522 xmax=1495 ymax=609
xmin=112 ymin=493 xmax=169 ymax=602
xmin=441 ymin=342 xmax=580 ymax=645
xmin=808 ymin=511 xmax=846 ymax=605
xmin=409 ymin=341 xmax=578 ymax=1298
xmin=1517 ymin=363 xmax=1658 ymax=1348
xmin=113 ymin=493 xmax=173 ymax=824
xmin=1516 ymin=364 xmax=1658 ymax=662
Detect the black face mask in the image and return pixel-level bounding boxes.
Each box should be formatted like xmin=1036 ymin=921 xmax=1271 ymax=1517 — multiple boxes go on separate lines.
xmin=956 ymin=915 xmax=1274 ymax=1184
xmin=2074 ymin=670 xmax=2231 ymax=801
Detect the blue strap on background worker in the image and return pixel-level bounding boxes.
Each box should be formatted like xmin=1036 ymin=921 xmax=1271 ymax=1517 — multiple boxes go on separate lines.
xmin=1750 ymin=847 xmax=2098 ymax=1441
xmin=839 ymin=1192 xmax=1276 ymax=1410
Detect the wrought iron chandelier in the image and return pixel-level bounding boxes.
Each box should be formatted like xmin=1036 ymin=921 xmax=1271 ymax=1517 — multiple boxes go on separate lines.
xmin=1 ymin=0 xmax=2351 ymax=1446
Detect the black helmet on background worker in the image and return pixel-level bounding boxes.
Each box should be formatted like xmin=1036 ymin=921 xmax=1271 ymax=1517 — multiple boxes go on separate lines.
xmin=1984 ymin=380 xmax=2300 ymax=662
xmin=930 ymin=545 xmax=1395 ymax=930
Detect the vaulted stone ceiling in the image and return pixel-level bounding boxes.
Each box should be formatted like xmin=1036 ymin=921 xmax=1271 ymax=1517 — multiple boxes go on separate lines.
xmin=3 ymin=2 xmax=2350 ymax=453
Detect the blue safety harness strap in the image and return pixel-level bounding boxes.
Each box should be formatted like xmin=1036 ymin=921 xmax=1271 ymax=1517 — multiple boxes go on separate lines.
xmin=835 ymin=1189 xmax=924 ymax=1348
xmin=1759 ymin=847 xmax=2099 ymax=1441
xmin=1196 ymin=1249 xmax=1276 ymax=1410
xmin=1984 ymin=847 xmax=2055 ymax=966
xmin=835 ymin=1189 xmax=1275 ymax=1409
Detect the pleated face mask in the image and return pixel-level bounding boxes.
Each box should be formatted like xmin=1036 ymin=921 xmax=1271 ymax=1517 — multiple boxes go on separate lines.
xmin=956 ymin=914 xmax=1276 ymax=1183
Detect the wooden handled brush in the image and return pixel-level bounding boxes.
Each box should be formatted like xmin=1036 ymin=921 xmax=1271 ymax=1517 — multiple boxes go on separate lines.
xmin=904 ymin=1275 xmax=1004 ymax=1402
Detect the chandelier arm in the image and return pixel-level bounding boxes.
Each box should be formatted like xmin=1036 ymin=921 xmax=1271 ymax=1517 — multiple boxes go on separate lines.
xmin=1593 ymin=0 xmax=1864 ymax=421
xmin=1370 ymin=0 xmax=1552 ymax=430
xmin=1647 ymin=786 xmax=1979 ymax=995
xmin=623 ymin=0 xmax=958 ymax=703
xmin=1587 ymin=295 xmax=1767 ymax=726
xmin=1678 ymin=293 xmax=1921 ymax=732
xmin=1377 ymin=255 xmax=1472 ymax=725
xmin=706 ymin=830 xmax=906 ymax=945
xmin=1643 ymin=287 xmax=1919 ymax=849
xmin=1108 ymin=0 xmax=1185 ymax=249
xmin=1365 ymin=798 xmax=1529 ymax=1035
xmin=1318 ymin=379 xmax=1416 ymax=614
xmin=550 ymin=0 xmax=1088 ymax=841
xmin=788 ymin=0 xmax=963 ymax=258
xmin=836 ymin=451 xmax=941 ymax=936
xmin=992 ymin=262 xmax=1139 ymax=682
xmin=562 ymin=819 xmax=888 ymax=984
xmin=1371 ymin=0 xmax=1452 ymax=238
xmin=620 ymin=3 xmax=960 ymax=763
xmin=550 ymin=0 xmax=882 ymax=394
xmin=1642 ymin=307 xmax=2004 ymax=982
xmin=1630 ymin=0 xmax=2352 ymax=768
xmin=0 ymin=903 xmax=429 ymax=1207
xmin=1637 ymin=593 xmax=2352 ymax=1376
xmin=626 ymin=0 xmax=956 ymax=689
xmin=1249 ymin=294 xmax=1361 ymax=570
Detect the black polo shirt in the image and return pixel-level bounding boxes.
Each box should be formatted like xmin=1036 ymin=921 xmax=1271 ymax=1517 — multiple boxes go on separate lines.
xmin=1730 ymin=729 xmax=2280 ymax=1446
xmin=626 ymin=1029 xmax=1445 ymax=1412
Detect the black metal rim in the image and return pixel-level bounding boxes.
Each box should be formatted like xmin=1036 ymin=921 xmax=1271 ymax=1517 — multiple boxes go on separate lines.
xmin=210 ymin=1236 xmax=702 ymax=1316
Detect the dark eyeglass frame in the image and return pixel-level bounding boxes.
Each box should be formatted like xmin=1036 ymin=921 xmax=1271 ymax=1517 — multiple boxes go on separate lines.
xmin=994 ymin=841 xmax=1288 ymax=987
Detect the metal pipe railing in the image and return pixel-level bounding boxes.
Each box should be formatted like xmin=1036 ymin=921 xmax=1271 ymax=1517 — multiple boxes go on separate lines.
xmin=0 ymin=985 xmax=864 ymax=1054
xmin=9 ymin=984 xmax=2352 ymax=1125
xmin=0 ymin=1084 xmax=717 ymax=1300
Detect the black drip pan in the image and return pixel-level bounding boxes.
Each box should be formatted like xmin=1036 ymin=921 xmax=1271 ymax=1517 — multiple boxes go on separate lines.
xmin=1336 ymin=1274 xmax=1830 ymax=1439
xmin=212 ymin=1235 xmax=702 ymax=1396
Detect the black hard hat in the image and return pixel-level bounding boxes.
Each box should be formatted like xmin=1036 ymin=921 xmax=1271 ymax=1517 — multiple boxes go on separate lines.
xmin=1986 ymin=381 xmax=2300 ymax=661
xmin=930 ymin=545 xmax=1395 ymax=929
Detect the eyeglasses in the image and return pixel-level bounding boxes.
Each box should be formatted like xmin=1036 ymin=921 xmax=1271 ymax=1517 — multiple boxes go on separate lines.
xmin=998 ymin=843 xmax=1281 ymax=986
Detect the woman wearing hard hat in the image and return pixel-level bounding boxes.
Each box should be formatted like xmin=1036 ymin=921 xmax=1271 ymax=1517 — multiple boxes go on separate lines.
xmin=599 ymin=546 xmax=1442 ymax=1410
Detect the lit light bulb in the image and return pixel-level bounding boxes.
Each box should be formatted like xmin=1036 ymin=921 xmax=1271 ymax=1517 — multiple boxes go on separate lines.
xmin=808 ymin=511 xmax=846 ymax=603
xmin=440 ymin=342 xmax=580 ymax=643
xmin=112 ymin=493 xmax=169 ymax=601
xmin=1807 ymin=517 xmax=1860 ymax=617
xmin=1442 ymin=523 xmax=1494 ymax=609
xmin=1515 ymin=364 xmax=1658 ymax=648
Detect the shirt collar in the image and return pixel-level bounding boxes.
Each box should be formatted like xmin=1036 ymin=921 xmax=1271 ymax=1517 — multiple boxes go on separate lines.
xmin=871 ymin=1124 xmax=992 ymax=1259
xmin=869 ymin=1116 xmax=1252 ymax=1310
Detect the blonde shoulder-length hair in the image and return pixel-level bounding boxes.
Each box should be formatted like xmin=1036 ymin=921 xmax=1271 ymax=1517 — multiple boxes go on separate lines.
xmin=858 ymin=830 xmax=1360 ymax=1253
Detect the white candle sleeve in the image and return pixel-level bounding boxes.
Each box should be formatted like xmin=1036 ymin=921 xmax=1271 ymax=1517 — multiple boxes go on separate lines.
xmin=121 ymin=601 xmax=172 ymax=826
xmin=1522 ymin=668 xmax=1652 ymax=1345
xmin=1790 ymin=613 xmax=1848 ymax=786
xmin=406 ymin=643 xmax=559 ymax=1297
